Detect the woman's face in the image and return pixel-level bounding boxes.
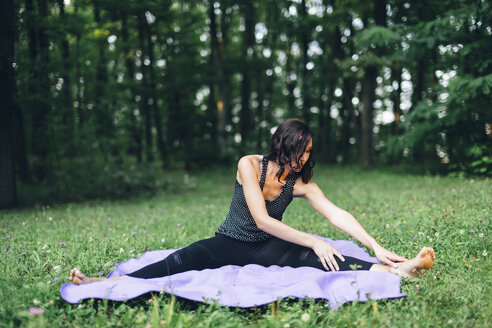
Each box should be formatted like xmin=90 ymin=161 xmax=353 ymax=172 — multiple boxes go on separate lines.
xmin=291 ymin=138 xmax=313 ymax=172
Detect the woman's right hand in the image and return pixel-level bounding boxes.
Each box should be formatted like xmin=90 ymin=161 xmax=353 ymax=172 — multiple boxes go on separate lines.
xmin=311 ymin=238 xmax=345 ymax=271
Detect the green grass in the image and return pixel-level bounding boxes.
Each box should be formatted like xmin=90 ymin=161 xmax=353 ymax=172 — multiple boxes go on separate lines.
xmin=1 ymin=166 xmax=491 ymax=327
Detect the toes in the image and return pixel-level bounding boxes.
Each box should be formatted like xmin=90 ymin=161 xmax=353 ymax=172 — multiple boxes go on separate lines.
xmin=413 ymin=248 xmax=436 ymax=272
xmin=419 ymin=247 xmax=434 ymax=258
xmin=69 ymin=268 xmax=76 ymax=280
xmin=75 ymin=269 xmax=87 ymax=280
xmin=426 ymin=248 xmax=435 ymax=260
xmin=70 ymin=268 xmax=89 ymax=285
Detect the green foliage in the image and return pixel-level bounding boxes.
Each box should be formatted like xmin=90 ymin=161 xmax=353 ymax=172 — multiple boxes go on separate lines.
xmin=380 ymin=0 xmax=492 ymax=176
xmin=357 ymin=25 xmax=401 ymax=48
xmin=450 ymin=74 xmax=492 ymax=99
xmin=449 ymin=145 xmax=492 ymax=176
xmin=17 ymin=157 xmax=197 ymax=206
xmin=1 ymin=167 xmax=491 ymax=327
xmin=6 ymin=0 xmax=491 ymax=209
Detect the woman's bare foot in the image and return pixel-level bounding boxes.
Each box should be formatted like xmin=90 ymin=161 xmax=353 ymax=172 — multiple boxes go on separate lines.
xmin=394 ymin=247 xmax=436 ymax=278
xmin=69 ymin=268 xmax=126 ymax=285
xmin=69 ymin=268 xmax=105 ymax=285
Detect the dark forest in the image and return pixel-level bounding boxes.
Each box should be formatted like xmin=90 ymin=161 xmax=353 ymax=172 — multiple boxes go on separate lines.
xmin=1 ymin=0 xmax=491 ymax=208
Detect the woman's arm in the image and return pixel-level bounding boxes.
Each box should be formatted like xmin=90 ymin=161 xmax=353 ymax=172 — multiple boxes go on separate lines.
xmin=238 ymin=156 xmax=345 ymax=271
xmin=295 ymin=179 xmax=406 ymax=268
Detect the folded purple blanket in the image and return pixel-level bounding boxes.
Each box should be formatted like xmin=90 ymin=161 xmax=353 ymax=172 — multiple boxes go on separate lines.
xmin=60 ymin=237 xmax=406 ymax=309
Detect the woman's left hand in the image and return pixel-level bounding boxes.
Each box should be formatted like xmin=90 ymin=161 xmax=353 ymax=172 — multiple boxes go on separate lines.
xmin=373 ymin=245 xmax=406 ymax=268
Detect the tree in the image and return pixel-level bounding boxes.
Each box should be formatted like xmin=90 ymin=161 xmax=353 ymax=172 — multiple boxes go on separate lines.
xmin=57 ymin=0 xmax=74 ymax=148
xmin=209 ymin=0 xmax=232 ymax=157
xmin=25 ymin=0 xmax=51 ymax=181
xmin=359 ymin=0 xmax=386 ymax=168
xmin=137 ymin=11 xmax=154 ymax=162
xmin=120 ymin=9 xmax=143 ymax=163
xmin=0 ymin=0 xmax=17 ymax=208
xmin=239 ymin=1 xmax=254 ymax=154
xmin=5 ymin=0 xmax=491 ymax=206
xmin=299 ymin=0 xmax=311 ymax=126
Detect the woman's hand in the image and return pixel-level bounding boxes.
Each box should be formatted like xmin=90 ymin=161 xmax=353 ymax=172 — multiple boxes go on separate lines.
xmin=311 ymin=238 xmax=345 ymax=271
xmin=373 ymin=245 xmax=406 ymax=268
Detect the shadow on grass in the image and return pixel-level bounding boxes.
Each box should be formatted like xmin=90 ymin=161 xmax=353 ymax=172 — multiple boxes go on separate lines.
xmin=59 ymin=291 xmax=384 ymax=314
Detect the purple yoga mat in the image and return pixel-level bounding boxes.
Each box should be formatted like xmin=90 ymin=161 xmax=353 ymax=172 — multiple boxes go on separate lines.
xmin=60 ymin=237 xmax=406 ymax=309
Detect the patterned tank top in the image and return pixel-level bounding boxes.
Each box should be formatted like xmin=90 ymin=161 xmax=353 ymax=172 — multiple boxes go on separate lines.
xmin=216 ymin=155 xmax=298 ymax=242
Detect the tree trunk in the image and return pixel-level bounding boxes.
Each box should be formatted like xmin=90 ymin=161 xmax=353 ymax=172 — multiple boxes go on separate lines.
xmin=360 ymin=0 xmax=385 ymax=168
xmin=255 ymin=71 xmax=265 ymax=152
xmin=410 ymin=3 xmax=432 ymax=111
xmin=299 ymin=0 xmax=311 ymax=126
xmin=412 ymin=58 xmax=425 ymax=107
xmin=137 ymin=13 xmax=153 ymax=162
xmin=360 ymin=66 xmax=377 ymax=168
xmin=121 ymin=12 xmax=143 ymax=163
xmin=23 ymin=0 xmax=38 ymax=181
xmin=219 ymin=1 xmax=232 ymax=134
xmin=170 ymin=90 xmax=188 ymax=168
xmin=260 ymin=0 xmax=279 ymax=149
xmin=317 ymin=80 xmax=330 ymax=162
xmin=340 ymin=77 xmax=355 ymax=162
xmin=57 ymin=0 xmax=74 ymax=151
xmin=344 ymin=22 xmax=360 ymax=162
xmin=207 ymin=1 xmax=219 ymax=155
xmin=239 ymin=1 xmax=254 ymax=154
xmin=285 ymin=30 xmax=297 ymax=119
xmin=0 ymin=0 xmax=17 ymax=208
xmin=318 ymin=8 xmax=342 ymax=163
xmin=13 ymin=83 xmax=30 ymax=184
xmin=210 ymin=0 xmax=231 ymax=156
xmin=74 ymin=2 xmax=85 ymax=127
xmin=207 ymin=80 xmax=219 ymax=154
xmin=31 ymin=0 xmax=51 ymax=181
xmin=143 ymin=13 xmax=167 ymax=167
xmin=93 ymin=1 xmax=113 ymax=152
xmin=391 ymin=62 xmax=402 ymax=135
xmin=317 ymin=24 xmax=329 ymax=162
xmin=93 ymin=2 xmax=107 ymax=106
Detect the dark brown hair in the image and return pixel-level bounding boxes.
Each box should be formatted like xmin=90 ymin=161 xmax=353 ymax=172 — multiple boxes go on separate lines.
xmin=266 ymin=118 xmax=315 ymax=183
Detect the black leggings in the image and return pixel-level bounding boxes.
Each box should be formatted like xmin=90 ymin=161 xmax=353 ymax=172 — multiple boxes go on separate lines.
xmin=127 ymin=234 xmax=374 ymax=279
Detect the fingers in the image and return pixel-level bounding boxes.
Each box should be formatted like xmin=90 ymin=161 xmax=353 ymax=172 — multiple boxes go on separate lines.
xmin=319 ymin=253 xmax=339 ymax=271
xmin=334 ymin=251 xmax=345 ymax=263
xmin=326 ymin=255 xmax=337 ymax=271
xmin=387 ymin=251 xmax=406 ymax=262
xmin=318 ymin=254 xmax=336 ymax=271
xmin=383 ymin=257 xmax=398 ymax=269
xmin=377 ymin=247 xmax=407 ymax=265
xmin=314 ymin=241 xmax=344 ymax=272
xmin=393 ymin=253 xmax=407 ymax=261
xmin=319 ymin=257 xmax=329 ymax=271
xmin=329 ymin=254 xmax=339 ymax=271
xmin=390 ymin=255 xmax=406 ymax=262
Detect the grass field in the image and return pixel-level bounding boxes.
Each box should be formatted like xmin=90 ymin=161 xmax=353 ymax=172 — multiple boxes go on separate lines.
xmin=1 ymin=166 xmax=491 ymax=327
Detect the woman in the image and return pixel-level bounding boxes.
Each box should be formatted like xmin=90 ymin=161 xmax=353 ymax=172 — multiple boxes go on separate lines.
xmin=69 ymin=119 xmax=435 ymax=285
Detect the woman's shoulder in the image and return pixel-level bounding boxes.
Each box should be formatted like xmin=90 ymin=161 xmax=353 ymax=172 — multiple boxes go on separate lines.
xmin=238 ymin=155 xmax=263 ymax=167
xmin=293 ymin=176 xmax=320 ymax=198
xmin=236 ymin=155 xmax=263 ymax=184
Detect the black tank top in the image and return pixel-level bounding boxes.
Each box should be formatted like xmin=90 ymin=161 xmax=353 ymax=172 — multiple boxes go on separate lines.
xmin=216 ymin=155 xmax=297 ymax=242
